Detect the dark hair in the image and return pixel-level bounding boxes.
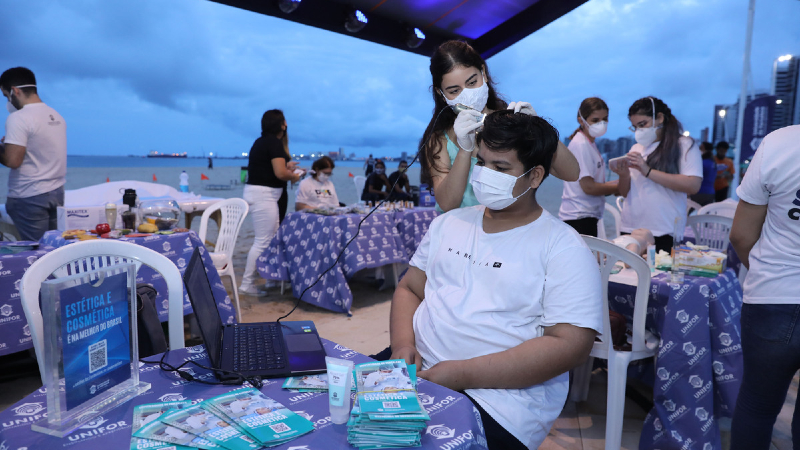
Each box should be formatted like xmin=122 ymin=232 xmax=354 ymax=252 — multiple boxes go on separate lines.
xmin=628 ymin=97 xmax=689 ymax=174
xmin=419 ymin=41 xmax=507 ymax=186
xmin=398 ymin=159 xmax=408 ymax=166
xmin=0 ymin=67 xmax=37 ymax=95
xmin=569 ymin=97 xmax=609 ymax=140
xmin=312 ymin=156 xmax=335 ymax=172
xmin=699 ymin=141 xmax=714 ymax=160
xmin=261 ymin=109 xmax=285 ymax=135
xmin=715 ymin=141 xmax=730 ymax=151
xmin=477 ymin=110 xmax=558 ymax=182
xmin=374 ymin=159 xmax=386 ymax=168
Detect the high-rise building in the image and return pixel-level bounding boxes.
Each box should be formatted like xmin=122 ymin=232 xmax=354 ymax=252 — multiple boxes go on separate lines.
xmin=770 ymin=54 xmax=800 ymax=131
xmin=711 ymin=91 xmax=771 ymax=147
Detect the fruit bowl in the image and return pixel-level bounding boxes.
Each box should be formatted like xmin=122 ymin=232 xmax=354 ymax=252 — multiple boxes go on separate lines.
xmin=138 ymin=199 xmax=181 ymax=231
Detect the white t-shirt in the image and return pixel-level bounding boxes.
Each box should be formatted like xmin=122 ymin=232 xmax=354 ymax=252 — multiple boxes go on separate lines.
xmin=736 ymin=124 xmax=800 ymax=304
xmin=295 ymin=176 xmax=339 ymax=209
xmin=409 ymin=206 xmax=603 ymax=449
xmin=619 ymin=136 xmax=702 ymax=236
xmin=4 ymin=102 xmax=67 ymax=198
xmin=559 ymin=132 xmax=606 ymax=221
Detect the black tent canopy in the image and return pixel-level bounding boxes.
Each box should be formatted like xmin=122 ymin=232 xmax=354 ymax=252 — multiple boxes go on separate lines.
xmin=210 ymin=0 xmax=589 ymax=59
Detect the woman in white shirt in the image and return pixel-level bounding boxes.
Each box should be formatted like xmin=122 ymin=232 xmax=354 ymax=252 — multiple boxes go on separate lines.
xmin=559 ymin=97 xmax=619 ymax=236
xmin=295 ymin=156 xmax=339 ymax=210
xmin=614 ymin=97 xmax=702 ymax=252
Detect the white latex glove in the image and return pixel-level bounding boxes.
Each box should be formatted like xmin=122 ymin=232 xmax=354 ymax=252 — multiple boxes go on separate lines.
xmin=453 ymin=109 xmax=484 ymax=152
xmin=507 ymin=101 xmax=537 ymax=116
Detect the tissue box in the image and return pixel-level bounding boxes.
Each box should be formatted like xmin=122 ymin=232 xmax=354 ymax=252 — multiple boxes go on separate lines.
xmin=672 ymin=245 xmax=727 ymax=276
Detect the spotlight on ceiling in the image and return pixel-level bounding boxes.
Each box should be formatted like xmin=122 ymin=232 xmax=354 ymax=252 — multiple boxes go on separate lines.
xmin=277 ymin=0 xmax=300 ymax=14
xmin=345 ymin=9 xmax=368 ymax=33
xmin=406 ymin=27 xmax=425 ymax=49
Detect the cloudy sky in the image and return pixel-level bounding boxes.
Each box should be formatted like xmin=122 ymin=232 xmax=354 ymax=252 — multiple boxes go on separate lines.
xmin=1 ymin=0 xmax=798 ymax=158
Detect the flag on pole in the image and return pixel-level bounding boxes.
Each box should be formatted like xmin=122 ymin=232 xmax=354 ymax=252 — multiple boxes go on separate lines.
xmin=348 ymin=172 xmax=354 ymax=177
xmin=106 ymin=177 xmax=110 ymax=182
xmin=153 ymin=174 xmax=157 ymax=182
xmin=201 ymin=173 xmax=210 ymax=180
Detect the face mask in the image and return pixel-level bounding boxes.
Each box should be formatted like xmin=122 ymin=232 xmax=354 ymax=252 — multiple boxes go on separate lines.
xmin=6 ymin=101 xmax=15 ymax=113
xmin=441 ymin=72 xmax=489 ymax=113
xmin=633 ymin=97 xmax=661 ymax=147
xmin=5 ymin=85 xmax=34 ymax=113
xmin=399 ymin=166 xmax=407 ymax=173
xmin=374 ymin=168 xmax=385 ymax=175
xmin=470 ymin=165 xmax=533 ymax=210
xmin=580 ymin=115 xmax=607 ymax=138
xmin=316 ymin=173 xmax=330 ymax=183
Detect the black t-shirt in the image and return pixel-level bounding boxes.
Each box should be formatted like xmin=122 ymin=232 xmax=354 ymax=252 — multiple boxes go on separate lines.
xmin=246 ymin=135 xmax=290 ymax=188
xmin=362 ymin=173 xmax=389 ymax=199
xmin=388 ymin=171 xmax=409 ymax=192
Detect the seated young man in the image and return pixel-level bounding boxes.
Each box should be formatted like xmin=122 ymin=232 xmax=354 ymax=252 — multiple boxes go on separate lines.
xmin=390 ymin=110 xmax=603 ymax=449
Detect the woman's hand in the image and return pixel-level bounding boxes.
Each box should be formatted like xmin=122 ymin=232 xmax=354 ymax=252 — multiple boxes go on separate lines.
xmin=454 ymin=110 xmax=484 ymax=152
xmin=626 ymin=152 xmax=650 ymax=176
xmin=507 ymin=101 xmax=537 ymax=116
xmin=287 ymin=160 xmax=299 ymax=171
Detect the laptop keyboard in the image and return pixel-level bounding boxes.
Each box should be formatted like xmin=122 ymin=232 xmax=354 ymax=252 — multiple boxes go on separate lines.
xmin=231 ymin=324 xmax=286 ymax=372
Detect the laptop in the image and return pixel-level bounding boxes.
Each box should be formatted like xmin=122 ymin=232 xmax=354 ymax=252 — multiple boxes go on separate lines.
xmin=183 ymin=247 xmax=327 ymax=380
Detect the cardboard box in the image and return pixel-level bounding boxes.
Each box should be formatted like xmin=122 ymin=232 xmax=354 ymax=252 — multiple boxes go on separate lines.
xmin=672 ymin=245 xmax=727 ymax=276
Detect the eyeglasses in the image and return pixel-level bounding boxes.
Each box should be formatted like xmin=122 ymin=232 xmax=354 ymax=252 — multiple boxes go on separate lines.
xmin=628 ymin=121 xmax=652 ymax=133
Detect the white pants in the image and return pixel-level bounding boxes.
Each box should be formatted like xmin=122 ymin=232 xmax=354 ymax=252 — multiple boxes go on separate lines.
xmin=240 ymin=184 xmax=283 ymax=288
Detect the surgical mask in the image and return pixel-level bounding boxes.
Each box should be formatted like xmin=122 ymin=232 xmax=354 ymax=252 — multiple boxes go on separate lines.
xmin=5 ymin=101 xmax=15 ymax=113
xmin=316 ymin=172 xmax=330 ymax=183
xmin=441 ymin=72 xmax=489 ymax=113
xmin=633 ymin=97 xmax=661 ymax=147
xmin=470 ymin=165 xmax=533 ymax=210
xmin=5 ymin=85 xmax=35 ymax=113
xmin=374 ymin=168 xmax=385 ymax=175
xmin=580 ymin=115 xmax=607 ymax=138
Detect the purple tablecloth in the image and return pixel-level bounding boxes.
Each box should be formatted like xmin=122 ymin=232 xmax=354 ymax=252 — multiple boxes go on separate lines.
xmin=258 ymin=209 xmax=439 ymax=315
xmin=40 ymin=230 xmax=236 ymax=325
xmin=609 ymin=269 xmax=743 ymax=450
xmin=0 ymin=340 xmax=488 ymax=450
xmin=0 ymin=242 xmax=57 ymax=357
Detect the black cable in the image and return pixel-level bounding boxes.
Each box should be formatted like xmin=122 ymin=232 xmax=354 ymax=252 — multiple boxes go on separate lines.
xmin=276 ymin=106 xmax=451 ymax=323
xmin=140 ymin=351 xmax=264 ymax=388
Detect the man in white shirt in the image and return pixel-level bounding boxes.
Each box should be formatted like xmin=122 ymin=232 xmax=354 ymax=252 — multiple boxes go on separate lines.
xmin=729 ymin=124 xmax=800 ymax=449
xmin=1 ymin=67 xmax=67 ymax=240
xmin=390 ymin=110 xmax=603 ymax=449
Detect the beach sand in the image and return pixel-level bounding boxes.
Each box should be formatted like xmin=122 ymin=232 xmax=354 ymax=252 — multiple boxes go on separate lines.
xmin=0 ymin=163 xmax=574 ymax=356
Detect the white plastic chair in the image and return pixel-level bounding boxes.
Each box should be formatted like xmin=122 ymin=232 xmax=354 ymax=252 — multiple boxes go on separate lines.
xmin=573 ymin=236 xmax=656 ymax=450
xmin=615 ymin=196 xmax=624 ymax=212
xmin=354 ymin=176 xmax=367 ymax=200
xmin=697 ymin=201 xmax=736 ymax=218
xmin=20 ymin=240 xmax=186 ymax=381
xmin=686 ymin=215 xmax=733 ymax=252
xmin=686 ymin=199 xmax=702 ymax=216
xmin=600 ymin=203 xmax=621 ymax=239
xmin=198 ymin=198 xmax=249 ymax=322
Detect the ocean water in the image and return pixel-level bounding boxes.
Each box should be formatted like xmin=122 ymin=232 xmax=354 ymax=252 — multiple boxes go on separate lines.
xmin=67 ymin=155 xmax=408 ymax=169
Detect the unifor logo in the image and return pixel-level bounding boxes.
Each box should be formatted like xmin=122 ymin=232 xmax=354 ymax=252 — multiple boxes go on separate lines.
xmin=23 ymin=325 xmax=30 ymax=336
xmin=27 ymin=255 xmax=38 ymax=265
xmin=689 ymin=375 xmax=703 ymax=388
xmin=699 ymin=285 xmax=710 ymax=297
xmin=185 ymin=237 xmax=192 ymax=247
xmin=426 ymin=424 xmax=455 ymax=440
xmin=418 ymin=393 xmax=435 ymax=406
xmin=0 ymin=305 xmax=12 ymax=317
xmin=79 ymin=416 xmax=107 ymax=429
xmin=14 ymin=279 xmax=20 ymax=291
xmin=0 ymin=439 xmax=8 ymax=450
xmin=719 ymin=333 xmax=733 ymax=346
xmin=657 ymin=367 xmax=670 ymax=381
xmin=177 ymin=258 xmax=186 ymax=268
xmin=162 ymin=299 xmax=169 ymax=311
xmin=187 ymin=345 xmax=205 ymax=354
xmin=472 ymin=406 xmax=484 ymax=435
xmin=89 ymin=385 xmax=97 ymax=394
xmin=653 ymin=418 xmax=662 ymax=431
xmin=713 ymin=361 xmax=725 ymax=375
xmin=671 ymin=430 xmax=683 ymax=442
xmin=695 ymin=407 xmax=708 ymax=421
xmin=162 ymin=242 xmax=171 ymax=252
xmin=683 ymin=342 xmax=696 ymax=356
xmin=286 ymin=446 xmax=310 ymax=450
xmin=158 ymin=393 xmax=187 ymax=402
xmin=294 ymin=411 xmax=313 ymax=421
xmin=13 ymin=403 xmax=44 ymax=416
xmin=676 ymin=310 xmax=689 ymax=323
xmin=663 ymin=399 xmax=676 ymax=412
xmin=704 ymin=443 xmax=713 ymax=450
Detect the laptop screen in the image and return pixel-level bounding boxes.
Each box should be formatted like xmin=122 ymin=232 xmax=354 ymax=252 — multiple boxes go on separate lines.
xmin=183 ymin=247 xmax=223 ymax=368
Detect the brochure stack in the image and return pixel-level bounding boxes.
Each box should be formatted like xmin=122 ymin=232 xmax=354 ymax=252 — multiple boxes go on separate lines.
xmin=282 ymin=372 xmax=357 ymax=393
xmin=347 ymin=360 xmax=430 ymax=449
xmin=130 ymin=388 xmax=315 ymax=449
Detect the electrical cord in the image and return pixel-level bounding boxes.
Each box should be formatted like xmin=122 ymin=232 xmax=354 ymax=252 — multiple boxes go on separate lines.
xmin=140 ymin=350 xmax=264 ymax=388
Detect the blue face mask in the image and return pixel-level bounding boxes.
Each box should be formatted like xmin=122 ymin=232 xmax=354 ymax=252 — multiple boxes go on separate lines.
xmin=374 ymin=168 xmax=385 ymax=175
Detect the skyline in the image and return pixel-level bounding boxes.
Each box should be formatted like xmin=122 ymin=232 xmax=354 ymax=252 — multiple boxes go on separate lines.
xmin=1 ymin=0 xmax=799 ymax=158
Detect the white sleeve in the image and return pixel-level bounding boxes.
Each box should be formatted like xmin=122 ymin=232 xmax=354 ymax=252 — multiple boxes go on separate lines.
xmin=294 ymin=180 xmax=314 ymax=205
xmin=679 ymin=138 xmax=703 ymax=177
xmin=4 ymin=113 xmax=28 ymax=147
xmin=736 ymin=138 xmax=768 ymax=205
xmin=541 ymin=242 xmax=603 ymax=333
xmin=570 ymin=140 xmax=597 ymax=181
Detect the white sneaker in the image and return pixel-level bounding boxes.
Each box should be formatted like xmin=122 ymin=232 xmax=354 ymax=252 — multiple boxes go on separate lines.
xmin=238 ymin=284 xmax=267 ymax=297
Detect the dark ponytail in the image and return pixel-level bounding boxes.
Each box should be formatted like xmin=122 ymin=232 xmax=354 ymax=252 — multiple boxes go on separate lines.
xmin=568 ymin=97 xmax=608 ymax=140
xmin=628 ymin=97 xmax=689 ymax=174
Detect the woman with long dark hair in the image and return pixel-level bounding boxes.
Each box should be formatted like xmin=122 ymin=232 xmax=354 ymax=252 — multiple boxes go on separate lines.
xmin=559 ymin=97 xmax=618 ymax=236
xmin=239 ymin=109 xmax=303 ymax=297
xmin=614 ymin=97 xmax=702 ymax=252
xmin=418 ymin=40 xmax=579 ymax=212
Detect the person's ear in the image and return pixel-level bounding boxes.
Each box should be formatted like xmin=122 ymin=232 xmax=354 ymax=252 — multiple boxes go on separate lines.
xmin=655 ymin=112 xmax=665 ymax=126
xmin=528 ymin=166 xmax=545 ymax=190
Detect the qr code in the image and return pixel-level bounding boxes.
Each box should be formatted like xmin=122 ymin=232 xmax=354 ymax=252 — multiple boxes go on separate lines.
xmin=269 ymin=422 xmax=291 ymax=433
xmin=382 ymin=401 xmax=401 ymax=409
xmin=88 ymin=339 xmax=108 ymax=373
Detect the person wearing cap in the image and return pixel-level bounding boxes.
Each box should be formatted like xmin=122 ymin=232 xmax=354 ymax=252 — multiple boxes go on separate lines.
xmin=0 ymin=67 xmax=67 ymax=240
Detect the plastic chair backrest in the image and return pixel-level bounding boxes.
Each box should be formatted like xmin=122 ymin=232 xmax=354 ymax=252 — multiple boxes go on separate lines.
xmin=603 ymin=203 xmax=621 ymax=239
xmin=615 ymin=196 xmax=624 ymax=212
xmin=198 ymin=198 xmax=249 ymax=258
xmin=686 ymin=199 xmax=702 ymax=216
xmin=582 ymin=236 xmax=652 ymax=356
xmin=20 ymin=240 xmax=186 ymax=381
xmin=354 ymin=176 xmax=367 ymax=200
xmin=686 ymin=215 xmax=733 ymax=252
xmin=697 ymin=201 xmax=736 ymax=218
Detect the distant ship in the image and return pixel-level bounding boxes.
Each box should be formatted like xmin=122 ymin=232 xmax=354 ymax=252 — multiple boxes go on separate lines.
xmin=147 ymin=151 xmax=187 ymax=158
